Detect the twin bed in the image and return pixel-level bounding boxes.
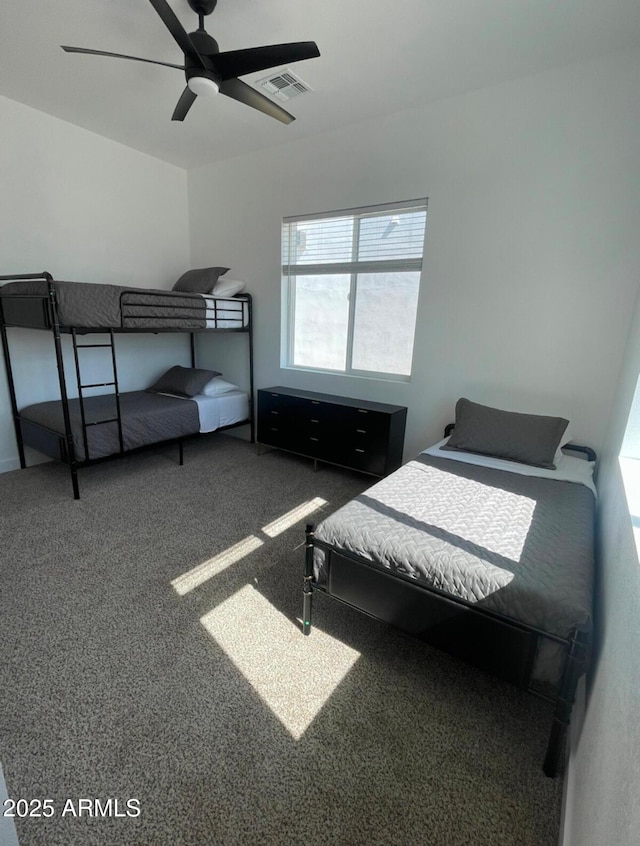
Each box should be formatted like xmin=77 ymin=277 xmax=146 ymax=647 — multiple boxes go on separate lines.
xmin=0 ymin=272 xmax=253 ymax=497
xmin=304 ymin=400 xmax=596 ymax=777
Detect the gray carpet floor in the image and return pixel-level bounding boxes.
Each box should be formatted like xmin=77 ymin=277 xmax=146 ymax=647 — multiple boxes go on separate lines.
xmin=0 ymin=435 xmax=563 ymax=846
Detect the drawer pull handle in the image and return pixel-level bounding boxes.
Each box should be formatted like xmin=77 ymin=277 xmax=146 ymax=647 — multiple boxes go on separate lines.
xmin=357 ymin=409 xmax=368 ymax=414
xmin=271 ymin=410 xmax=279 ymax=415
xmin=355 ymin=448 xmax=365 ymax=453
xmin=311 ymin=418 xmax=319 ymax=423
xmin=270 ymin=427 xmax=279 ymax=432
xmin=310 ymin=437 xmax=319 ymax=442
xmin=311 ymin=401 xmax=320 ymax=405
xmin=356 ymin=429 xmax=367 ymax=434
xmin=270 ymin=393 xmax=279 ymax=397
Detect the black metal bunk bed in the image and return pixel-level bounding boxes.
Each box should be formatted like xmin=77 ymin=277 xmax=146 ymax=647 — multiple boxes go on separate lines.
xmin=303 ymin=429 xmax=596 ymax=778
xmin=0 ymin=272 xmax=254 ymax=499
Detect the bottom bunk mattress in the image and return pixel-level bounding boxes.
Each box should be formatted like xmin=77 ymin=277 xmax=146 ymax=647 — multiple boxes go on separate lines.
xmin=313 ymin=447 xmax=596 ymax=685
xmin=19 ymin=390 xmax=249 ymax=462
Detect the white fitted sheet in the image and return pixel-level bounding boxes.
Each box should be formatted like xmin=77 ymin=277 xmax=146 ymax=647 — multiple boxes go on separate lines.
xmin=190 ymin=390 xmax=249 ymax=433
xmin=423 ymin=437 xmax=596 ymax=495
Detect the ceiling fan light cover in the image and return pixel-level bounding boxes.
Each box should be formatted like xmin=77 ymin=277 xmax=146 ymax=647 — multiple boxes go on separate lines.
xmin=187 ymin=75 xmax=220 ymax=97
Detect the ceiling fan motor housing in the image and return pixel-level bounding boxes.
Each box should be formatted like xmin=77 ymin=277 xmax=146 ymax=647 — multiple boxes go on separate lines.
xmin=188 ymin=29 xmax=219 ymax=57
xmin=187 ymin=0 xmax=218 ymax=16
xmin=186 ymin=28 xmax=220 ymax=86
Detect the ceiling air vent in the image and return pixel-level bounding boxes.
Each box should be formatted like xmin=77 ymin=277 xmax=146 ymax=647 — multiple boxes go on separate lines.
xmin=258 ymin=68 xmax=312 ymax=101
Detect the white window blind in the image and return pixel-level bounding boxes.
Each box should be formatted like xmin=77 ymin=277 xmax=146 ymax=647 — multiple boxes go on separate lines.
xmin=282 ymin=199 xmax=427 ymax=379
xmin=283 ymin=200 xmax=427 ymax=274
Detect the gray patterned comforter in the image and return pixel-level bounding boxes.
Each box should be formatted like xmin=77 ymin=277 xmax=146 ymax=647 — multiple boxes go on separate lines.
xmin=0 ymin=279 xmax=243 ymax=329
xmin=314 ymin=455 xmax=595 ymax=642
xmin=20 ymin=391 xmax=200 ymax=461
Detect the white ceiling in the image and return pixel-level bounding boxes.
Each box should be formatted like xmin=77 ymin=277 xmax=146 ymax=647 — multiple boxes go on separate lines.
xmin=2 ymin=0 xmax=640 ymax=170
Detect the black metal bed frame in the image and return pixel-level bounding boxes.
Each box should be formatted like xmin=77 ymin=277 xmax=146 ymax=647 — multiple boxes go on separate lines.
xmin=303 ymin=440 xmax=595 ymax=778
xmin=0 ymin=272 xmax=255 ymax=499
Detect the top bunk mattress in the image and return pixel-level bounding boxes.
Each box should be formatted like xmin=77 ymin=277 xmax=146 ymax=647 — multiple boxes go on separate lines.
xmin=0 ymin=278 xmax=249 ymax=331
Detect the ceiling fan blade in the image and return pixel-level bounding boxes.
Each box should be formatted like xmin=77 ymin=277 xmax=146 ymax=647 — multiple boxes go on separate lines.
xmin=61 ymin=45 xmax=184 ymax=70
xmin=147 ymin=0 xmax=206 ymax=68
xmin=213 ymin=42 xmax=320 ymax=81
xmin=219 ymin=78 xmax=295 ymax=124
xmin=172 ymin=86 xmax=197 ymax=121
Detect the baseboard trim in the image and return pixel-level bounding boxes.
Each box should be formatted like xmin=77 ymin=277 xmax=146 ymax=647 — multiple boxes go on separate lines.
xmin=0 ymin=457 xmax=20 ymax=474
xmin=558 ymin=674 xmax=587 ymax=846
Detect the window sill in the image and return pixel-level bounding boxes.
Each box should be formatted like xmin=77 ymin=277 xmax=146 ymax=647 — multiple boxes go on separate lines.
xmin=281 ymin=365 xmax=411 ymax=384
xmin=619 ymin=456 xmax=640 ymax=555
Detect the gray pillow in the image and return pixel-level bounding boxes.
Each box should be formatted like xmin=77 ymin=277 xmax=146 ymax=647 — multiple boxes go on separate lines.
xmin=172 ymin=267 xmax=230 ymax=294
xmin=147 ymin=366 xmax=221 ymax=398
xmin=443 ymin=398 xmax=569 ymax=469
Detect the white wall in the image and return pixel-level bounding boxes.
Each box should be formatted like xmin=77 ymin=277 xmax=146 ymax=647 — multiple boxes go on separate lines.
xmin=0 ymin=95 xmax=191 ymax=472
xmin=561 ymin=279 xmax=640 ymax=845
xmin=188 ymin=49 xmax=640 ymax=460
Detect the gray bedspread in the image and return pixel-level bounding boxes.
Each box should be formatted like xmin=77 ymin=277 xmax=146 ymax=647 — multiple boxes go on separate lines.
xmin=0 ymin=279 xmax=244 ymax=329
xmin=314 ymin=455 xmax=595 ymax=643
xmin=20 ymin=391 xmax=200 ymax=461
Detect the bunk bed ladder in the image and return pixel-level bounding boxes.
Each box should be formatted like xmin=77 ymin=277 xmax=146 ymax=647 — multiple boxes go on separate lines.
xmin=71 ymin=329 xmax=124 ymax=464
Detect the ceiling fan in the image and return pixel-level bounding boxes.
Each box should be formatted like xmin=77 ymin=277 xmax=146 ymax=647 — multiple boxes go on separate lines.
xmin=62 ymin=0 xmax=320 ymax=124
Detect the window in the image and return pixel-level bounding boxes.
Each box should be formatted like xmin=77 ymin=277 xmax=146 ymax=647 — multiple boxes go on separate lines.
xmin=282 ymin=199 xmax=428 ymax=380
xmin=619 ymin=373 xmax=640 ymax=551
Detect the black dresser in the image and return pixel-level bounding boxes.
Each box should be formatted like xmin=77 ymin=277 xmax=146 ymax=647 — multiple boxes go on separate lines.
xmin=257 ymin=386 xmax=407 ymax=477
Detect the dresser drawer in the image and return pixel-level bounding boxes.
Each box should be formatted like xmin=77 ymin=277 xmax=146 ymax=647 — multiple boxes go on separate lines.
xmin=285 ymin=398 xmax=344 ymax=458
xmin=341 ymin=408 xmax=389 ymax=469
xmin=341 ymin=406 xmax=390 ymax=434
xmin=258 ymin=391 xmax=305 ymax=448
xmin=259 ymin=391 xmax=308 ymax=419
xmin=297 ymin=429 xmax=332 ymax=460
xmin=257 ymin=414 xmax=294 ymax=450
xmin=341 ymin=441 xmax=386 ymax=475
xmin=345 ymin=408 xmax=389 ymax=442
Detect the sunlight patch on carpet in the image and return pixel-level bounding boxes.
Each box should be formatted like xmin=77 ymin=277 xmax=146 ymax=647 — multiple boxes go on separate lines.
xmin=171 ymin=535 xmax=264 ymax=595
xmin=200 ymin=584 xmax=360 ymax=739
xmin=261 ymin=496 xmax=328 ymax=538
